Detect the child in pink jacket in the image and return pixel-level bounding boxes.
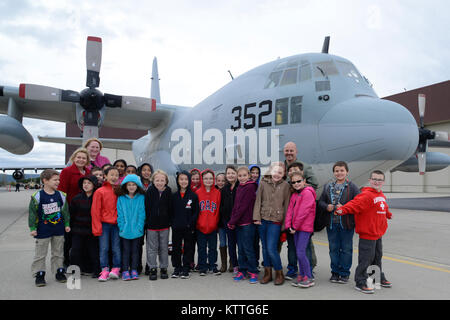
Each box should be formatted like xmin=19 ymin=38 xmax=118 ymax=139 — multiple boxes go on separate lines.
xmin=285 ymin=171 xmax=316 ymax=288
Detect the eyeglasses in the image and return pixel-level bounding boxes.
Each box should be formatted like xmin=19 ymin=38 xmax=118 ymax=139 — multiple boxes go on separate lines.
xmin=290 ymin=179 xmax=303 ymax=185
xmin=370 ymin=178 xmax=384 ymax=182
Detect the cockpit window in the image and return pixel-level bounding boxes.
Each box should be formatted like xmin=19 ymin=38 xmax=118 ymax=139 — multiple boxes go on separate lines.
xmin=299 ymin=63 xmax=311 ymax=82
xmin=313 ymin=61 xmax=339 ymax=78
xmin=280 ymin=68 xmax=298 ymax=86
xmin=335 ymin=60 xmax=363 ymax=83
xmin=264 ymin=70 xmax=283 ymax=89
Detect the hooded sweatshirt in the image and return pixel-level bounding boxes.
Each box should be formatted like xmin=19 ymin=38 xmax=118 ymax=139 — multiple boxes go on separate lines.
xmin=284 ymin=186 xmax=316 ymax=233
xmin=172 ymin=171 xmax=200 ymax=230
xmin=190 ymin=168 xmax=202 ymax=193
xmin=337 ymin=187 xmax=393 ymax=240
xmin=117 ymin=174 xmax=146 ymax=239
xmin=248 ymin=165 xmax=261 ymax=185
xmin=228 ymin=180 xmax=258 ymax=227
xmin=91 ymin=181 xmax=118 ymax=236
xmin=195 ymin=169 xmax=221 ymax=234
xmin=69 ymin=175 xmax=99 ymax=236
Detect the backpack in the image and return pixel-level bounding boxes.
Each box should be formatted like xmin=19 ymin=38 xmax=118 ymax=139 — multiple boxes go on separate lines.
xmin=313 ymin=201 xmax=328 ymax=232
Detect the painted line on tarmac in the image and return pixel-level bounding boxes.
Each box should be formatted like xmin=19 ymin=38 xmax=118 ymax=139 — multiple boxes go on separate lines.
xmin=312 ymin=240 xmax=450 ymax=274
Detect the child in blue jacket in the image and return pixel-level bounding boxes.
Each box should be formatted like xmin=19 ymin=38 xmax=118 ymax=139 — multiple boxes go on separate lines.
xmin=117 ymin=174 xmax=146 ymax=280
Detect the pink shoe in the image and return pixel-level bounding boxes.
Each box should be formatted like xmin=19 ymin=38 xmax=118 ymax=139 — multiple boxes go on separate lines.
xmin=109 ymin=268 xmax=120 ymax=279
xmin=98 ymin=268 xmax=110 ymax=282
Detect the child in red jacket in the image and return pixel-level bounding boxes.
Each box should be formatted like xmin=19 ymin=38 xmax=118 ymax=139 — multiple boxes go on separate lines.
xmin=195 ymin=169 xmax=221 ymax=275
xmin=336 ymin=170 xmax=393 ymax=294
xmin=285 ymin=171 xmax=316 ymax=288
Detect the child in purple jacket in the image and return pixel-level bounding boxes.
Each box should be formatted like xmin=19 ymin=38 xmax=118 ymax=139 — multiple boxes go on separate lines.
xmin=228 ymin=167 xmax=258 ymax=284
xmin=285 ymin=171 xmax=316 ymax=288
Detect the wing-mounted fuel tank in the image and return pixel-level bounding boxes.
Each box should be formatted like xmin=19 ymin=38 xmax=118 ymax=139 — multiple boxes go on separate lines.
xmin=0 ymin=115 xmax=34 ymax=155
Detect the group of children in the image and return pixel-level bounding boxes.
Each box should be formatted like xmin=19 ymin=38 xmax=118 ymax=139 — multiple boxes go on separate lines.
xmin=29 ymin=153 xmax=393 ymax=294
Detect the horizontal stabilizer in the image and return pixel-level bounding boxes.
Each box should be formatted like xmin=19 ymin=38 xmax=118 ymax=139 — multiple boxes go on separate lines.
xmin=38 ymin=136 xmax=134 ymax=151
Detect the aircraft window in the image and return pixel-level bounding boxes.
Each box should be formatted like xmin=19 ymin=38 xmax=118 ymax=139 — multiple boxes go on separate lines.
xmin=335 ymin=60 xmax=363 ymax=83
xmin=290 ymin=96 xmax=302 ymax=124
xmin=313 ymin=61 xmax=339 ymax=78
xmin=274 ymin=61 xmax=288 ymax=71
xmin=264 ymin=71 xmax=283 ymax=89
xmin=299 ymin=63 xmax=311 ymax=82
xmin=280 ymin=68 xmax=298 ymax=86
xmin=275 ymin=98 xmax=289 ymax=125
xmin=286 ymin=59 xmax=299 ymax=68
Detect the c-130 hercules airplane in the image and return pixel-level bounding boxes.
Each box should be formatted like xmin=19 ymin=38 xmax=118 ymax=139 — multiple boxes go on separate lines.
xmin=1 ymin=36 xmax=449 ymax=188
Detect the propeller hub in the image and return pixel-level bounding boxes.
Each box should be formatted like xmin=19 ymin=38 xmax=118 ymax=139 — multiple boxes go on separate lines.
xmin=79 ymin=88 xmax=104 ymax=111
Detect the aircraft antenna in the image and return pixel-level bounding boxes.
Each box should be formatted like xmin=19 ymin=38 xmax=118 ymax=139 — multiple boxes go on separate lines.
xmin=228 ymin=70 xmax=234 ymax=80
xmin=322 ymin=36 xmax=330 ymax=54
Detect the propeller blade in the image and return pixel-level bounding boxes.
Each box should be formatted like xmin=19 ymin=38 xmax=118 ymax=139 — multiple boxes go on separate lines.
xmin=122 ymin=96 xmax=156 ymax=112
xmin=418 ymin=93 xmax=425 ymax=128
xmin=104 ymin=93 xmax=122 ymax=108
xmin=86 ymin=36 xmax=102 ymax=88
xmin=434 ymin=131 xmax=450 ymax=142
xmin=19 ymin=84 xmax=62 ymax=101
xmin=417 ymin=152 xmax=426 ymax=175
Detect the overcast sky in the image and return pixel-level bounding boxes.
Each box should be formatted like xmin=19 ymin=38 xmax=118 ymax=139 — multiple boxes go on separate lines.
xmin=0 ymin=0 xmax=449 ymax=168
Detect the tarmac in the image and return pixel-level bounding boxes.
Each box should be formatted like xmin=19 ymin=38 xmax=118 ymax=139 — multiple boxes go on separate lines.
xmin=0 ymin=188 xmax=449 ymax=301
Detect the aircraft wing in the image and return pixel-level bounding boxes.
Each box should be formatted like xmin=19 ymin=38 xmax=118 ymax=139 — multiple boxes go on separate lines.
xmin=1 ymin=165 xmax=66 ymax=172
xmin=38 ymin=136 xmax=134 ymax=151
xmin=0 ymin=87 xmax=176 ymax=130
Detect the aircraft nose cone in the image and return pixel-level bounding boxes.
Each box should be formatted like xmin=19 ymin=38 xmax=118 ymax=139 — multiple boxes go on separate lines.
xmin=318 ymin=97 xmax=418 ymax=164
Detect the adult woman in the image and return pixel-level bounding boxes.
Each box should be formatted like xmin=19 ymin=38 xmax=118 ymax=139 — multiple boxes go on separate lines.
xmin=58 ymin=147 xmax=91 ymax=267
xmin=83 ymin=138 xmax=111 ymax=170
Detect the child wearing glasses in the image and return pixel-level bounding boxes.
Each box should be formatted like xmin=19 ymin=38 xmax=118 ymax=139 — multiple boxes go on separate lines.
xmin=336 ymin=170 xmax=393 ymax=294
xmin=284 ymin=171 xmax=317 ymax=288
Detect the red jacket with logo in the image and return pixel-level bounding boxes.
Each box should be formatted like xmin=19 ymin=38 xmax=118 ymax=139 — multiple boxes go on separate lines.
xmin=337 ymin=187 xmax=392 ymax=240
xmin=195 ymin=170 xmax=221 ymax=234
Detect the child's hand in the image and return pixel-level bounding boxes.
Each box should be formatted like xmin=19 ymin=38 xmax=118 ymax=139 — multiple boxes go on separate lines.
xmin=335 ymin=209 xmax=342 ymax=215
xmin=327 ymin=204 xmax=335 ymax=212
xmin=289 ymin=228 xmax=295 ymax=234
xmin=227 ymin=223 xmax=235 ymax=230
xmin=65 ymin=227 xmax=71 ymax=233
xmin=30 ymin=231 xmax=37 ymax=237
xmin=253 ymin=220 xmax=261 ymax=225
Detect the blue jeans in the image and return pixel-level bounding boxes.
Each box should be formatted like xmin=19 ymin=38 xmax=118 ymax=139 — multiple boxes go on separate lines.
xmin=99 ymin=223 xmax=121 ymax=269
xmin=326 ymin=223 xmax=354 ymax=277
xmin=236 ymin=224 xmax=258 ymax=274
xmin=197 ymin=230 xmax=218 ymax=271
xmin=258 ymin=220 xmax=282 ymax=271
xmin=286 ymin=233 xmax=298 ymax=273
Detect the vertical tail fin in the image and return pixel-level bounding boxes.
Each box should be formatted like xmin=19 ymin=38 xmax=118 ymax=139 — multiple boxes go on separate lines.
xmin=151 ymin=57 xmax=161 ymax=103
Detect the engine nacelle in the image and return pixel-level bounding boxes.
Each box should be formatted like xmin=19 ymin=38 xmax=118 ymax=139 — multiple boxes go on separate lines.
xmin=12 ymin=169 xmax=24 ymax=180
xmin=0 ymin=115 xmax=34 ymax=154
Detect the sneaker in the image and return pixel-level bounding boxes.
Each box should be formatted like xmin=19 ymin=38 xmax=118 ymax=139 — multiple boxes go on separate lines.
xmin=291 ymin=275 xmax=303 ymax=287
xmin=55 ymin=268 xmax=67 ymax=283
xmin=233 ymin=267 xmax=239 ymax=275
xmin=109 ymin=268 xmax=120 ymax=279
xmin=160 ymin=268 xmax=168 ymax=279
xmin=122 ymin=271 xmax=131 ymax=281
xmin=131 ymin=270 xmax=139 ymax=280
xmin=199 ymin=270 xmax=207 ymax=276
xmin=355 ymin=283 xmax=375 ymax=294
xmin=181 ymin=271 xmax=190 ymax=279
xmin=149 ymin=268 xmax=157 ymax=281
xmin=35 ymin=271 xmax=46 ymax=287
xmin=98 ymin=268 xmax=110 ymax=282
xmin=338 ymin=275 xmax=349 ymax=284
xmin=172 ymin=269 xmax=180 ymax=278
xmin=248 ymin=272 xmax=258 ymax=284
xmin=330 ymin=273 xmax=340 ymax=283
xmin=298 ymin=276 xmax=315 ymax=288
xmin=212 ymin=268 xmax=221 ymax=276
xmin=285 ymin=270 xmax=297 ymax=280
xmin=381 ymin=279 xmax=392 ymax=288
xmin=233 ymin=272 xmax=246 ymax=281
